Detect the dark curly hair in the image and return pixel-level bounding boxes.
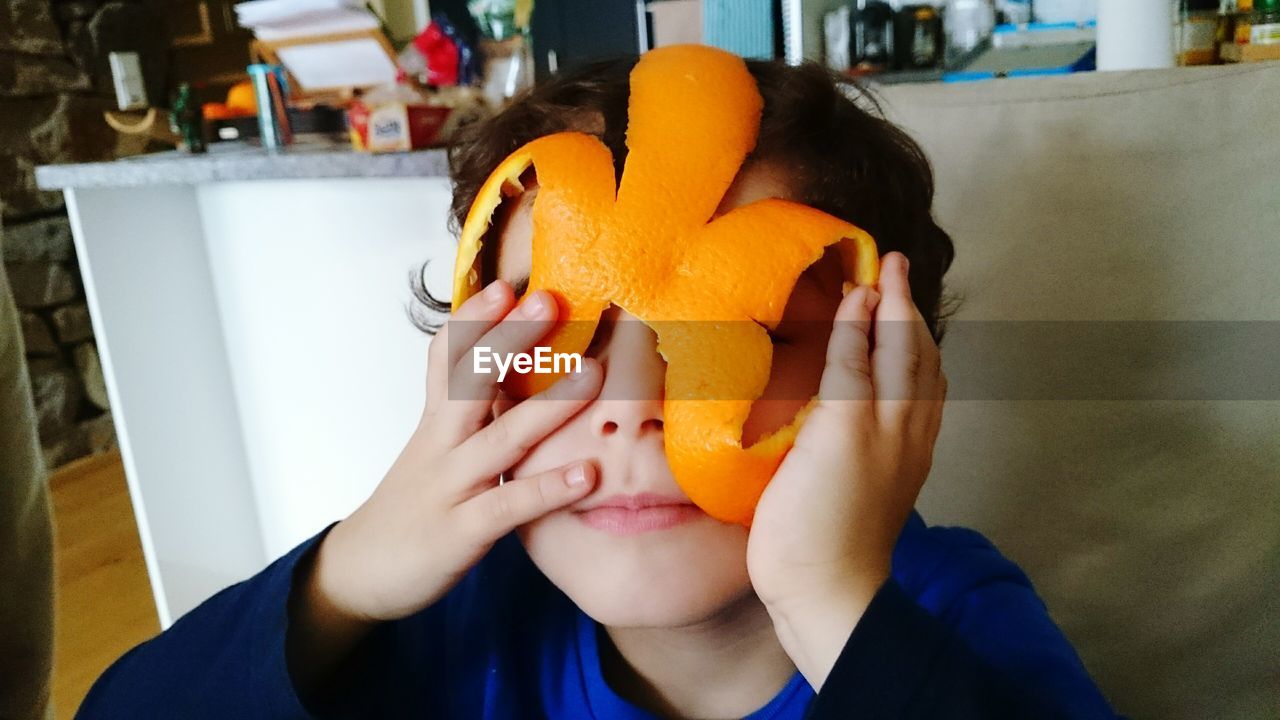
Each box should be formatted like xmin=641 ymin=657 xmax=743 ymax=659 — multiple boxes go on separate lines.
xmin=410 ymin=56 xmax=958 ymax=343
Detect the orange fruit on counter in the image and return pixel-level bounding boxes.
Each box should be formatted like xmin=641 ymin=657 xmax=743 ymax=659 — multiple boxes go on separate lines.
xmin=225 ymin=80 xmax=257 ymax=114
xmin=451 ymin=44 xmax=880 ymax=526
xmin=202 ymin=102 xmax=233 ymax=121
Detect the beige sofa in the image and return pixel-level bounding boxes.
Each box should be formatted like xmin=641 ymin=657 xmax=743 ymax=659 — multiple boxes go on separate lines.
xmin=878 ymin=65 xmax=1280 ymax=720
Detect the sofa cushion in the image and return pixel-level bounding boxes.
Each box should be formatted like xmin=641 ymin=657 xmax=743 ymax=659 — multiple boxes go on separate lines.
xmin=878 ymin=65 xmax=1280 ymax=720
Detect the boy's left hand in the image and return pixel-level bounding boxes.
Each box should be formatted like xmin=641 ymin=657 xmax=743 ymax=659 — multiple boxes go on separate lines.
xmin=746 ymin=251 xmax=947 ymax=691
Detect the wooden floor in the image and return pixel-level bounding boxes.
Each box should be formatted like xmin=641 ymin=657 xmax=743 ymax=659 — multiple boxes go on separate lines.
xmin=50 ymin=449 xmax=159 ymax=719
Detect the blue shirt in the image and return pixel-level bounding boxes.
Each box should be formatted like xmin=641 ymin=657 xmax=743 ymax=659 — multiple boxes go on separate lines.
xmin=77 ymin=512 xmax=1120 ymax=719
xmin=565 ymin=607 xmax=811 ymax=719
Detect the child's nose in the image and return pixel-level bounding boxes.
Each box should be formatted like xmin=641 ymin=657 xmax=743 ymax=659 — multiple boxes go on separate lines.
xmin=588 ymin=308 xmax=665 ymax=440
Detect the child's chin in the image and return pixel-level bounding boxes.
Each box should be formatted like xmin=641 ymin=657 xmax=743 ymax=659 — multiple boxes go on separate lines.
xmin=519 ymin=515 xmax=754 ymax=628
xmin=579 ymin=584 xmax=751 ymax=629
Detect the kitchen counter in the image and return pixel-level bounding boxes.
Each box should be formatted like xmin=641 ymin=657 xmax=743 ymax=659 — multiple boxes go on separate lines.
xmin=35 ymin=139 xmax=450 ymax=189
xmin=35 ymin=138 xmax=454 ymax=627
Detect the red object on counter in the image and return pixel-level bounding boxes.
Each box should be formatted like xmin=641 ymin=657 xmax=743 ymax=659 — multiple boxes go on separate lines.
xmin=414 ymin=22 xmax=461 ymax=86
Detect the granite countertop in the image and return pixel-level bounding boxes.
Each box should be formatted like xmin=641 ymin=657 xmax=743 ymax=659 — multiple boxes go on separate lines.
xmin=35 ymin=139 xmax=450 ymax=190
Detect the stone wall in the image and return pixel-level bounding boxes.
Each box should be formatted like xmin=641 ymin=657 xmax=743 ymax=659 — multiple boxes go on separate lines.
xmin=1 ymin=0 xmax=166 ymax=468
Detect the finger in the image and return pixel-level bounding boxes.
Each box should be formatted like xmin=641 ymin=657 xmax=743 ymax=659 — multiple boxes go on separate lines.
xmin=871 ymin=253 xmax=936 ymax=420
xmin=439 ymin=290 xmax=560 ymax=441
xmin=448 ymin=359 xmax=603 ymax=496
xmin=457 ymin=460 xmax=597 ymax=547
xmin=817 ymin=284 xmax=879 ymax=407
xmin=445 ymin=279 xmax=518 ymax=368
xmin=927 ymin=371 xmax=948 ymax=438
xmin=905 ymin=367 xmax=947 ymax=452
xmin=428 ymin=280 xmax=516 ymax=414
xmin=425 ymin=321 xmax=450 ymax=412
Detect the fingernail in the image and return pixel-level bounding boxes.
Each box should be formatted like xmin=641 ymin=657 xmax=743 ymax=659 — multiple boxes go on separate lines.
xmin=567 ymin=361 xmax=594 ymax=383
xmin=520 ymin=292 xmax=550 ymax=319
xmin=565 ymin=463 xmax=588 ymax=487
xmin=484 ymin=280 xmax=506 ymax=303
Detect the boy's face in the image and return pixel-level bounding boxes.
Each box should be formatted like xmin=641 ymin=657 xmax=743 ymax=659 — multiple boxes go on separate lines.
xmin=490 ymin=161 xmax=844 ymax=628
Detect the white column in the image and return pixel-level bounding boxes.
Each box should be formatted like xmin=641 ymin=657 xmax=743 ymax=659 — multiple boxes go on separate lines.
xmin=64 ymin=185 xmax=266 ymax=627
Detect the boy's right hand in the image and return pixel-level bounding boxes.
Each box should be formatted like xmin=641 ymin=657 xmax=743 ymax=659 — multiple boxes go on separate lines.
xmin=293 ymin=280 xmax=601 ymax=652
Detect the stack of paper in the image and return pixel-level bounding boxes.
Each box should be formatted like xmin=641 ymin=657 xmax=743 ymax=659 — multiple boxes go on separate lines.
xmin=235 ymin=0 xmax=379 ymax=40
xmin=236 ymin=0 xmax=358 ymax=26
xmin=277 ymin=39 xmax=398 ymax=89
xmin=234 ymin=0 xmax=397 ymax=91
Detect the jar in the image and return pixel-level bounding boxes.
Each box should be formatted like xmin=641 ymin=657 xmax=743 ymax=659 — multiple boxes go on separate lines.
xmin=1250 ymin=0 xmax=1280 ymax=43
xmin=1178 ymin=0 xmax=1220 ymax=64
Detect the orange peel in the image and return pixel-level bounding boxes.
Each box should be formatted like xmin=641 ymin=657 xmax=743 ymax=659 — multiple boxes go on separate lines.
xmin=451 ymin=44 xmax=880 ymax=525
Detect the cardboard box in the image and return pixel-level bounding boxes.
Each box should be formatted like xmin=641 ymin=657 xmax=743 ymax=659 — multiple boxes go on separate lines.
xmin=1219 ymin=42 xmax=1280 ymax=63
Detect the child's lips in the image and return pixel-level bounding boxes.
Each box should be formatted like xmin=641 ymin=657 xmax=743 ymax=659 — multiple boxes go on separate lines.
xmin=572 ymin=492 xmax=705 ymax=535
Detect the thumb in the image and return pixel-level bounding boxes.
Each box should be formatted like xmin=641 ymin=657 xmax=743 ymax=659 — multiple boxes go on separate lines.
xmin=460 ymin=462 xmax=597 ymax=546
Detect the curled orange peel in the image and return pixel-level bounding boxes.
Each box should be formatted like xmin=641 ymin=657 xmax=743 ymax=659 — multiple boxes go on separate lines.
xmin=451 ymin=44 xmax=880 ymax=525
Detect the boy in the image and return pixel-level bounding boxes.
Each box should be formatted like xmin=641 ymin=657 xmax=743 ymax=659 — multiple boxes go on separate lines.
xmin=76 ymin=54 xmax=1119 ymax=719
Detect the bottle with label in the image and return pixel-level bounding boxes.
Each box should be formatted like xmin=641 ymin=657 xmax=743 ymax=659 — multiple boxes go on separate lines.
xmin=1250 ymin=0 xmax=1280 ymax=43
xmin=894 ymin=4 xmax=943 ymax=69
xmin=170 ymin=83 xmax=207 ymax=154
xmin=1235 ymin=0 xmax=1256 ymax=43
